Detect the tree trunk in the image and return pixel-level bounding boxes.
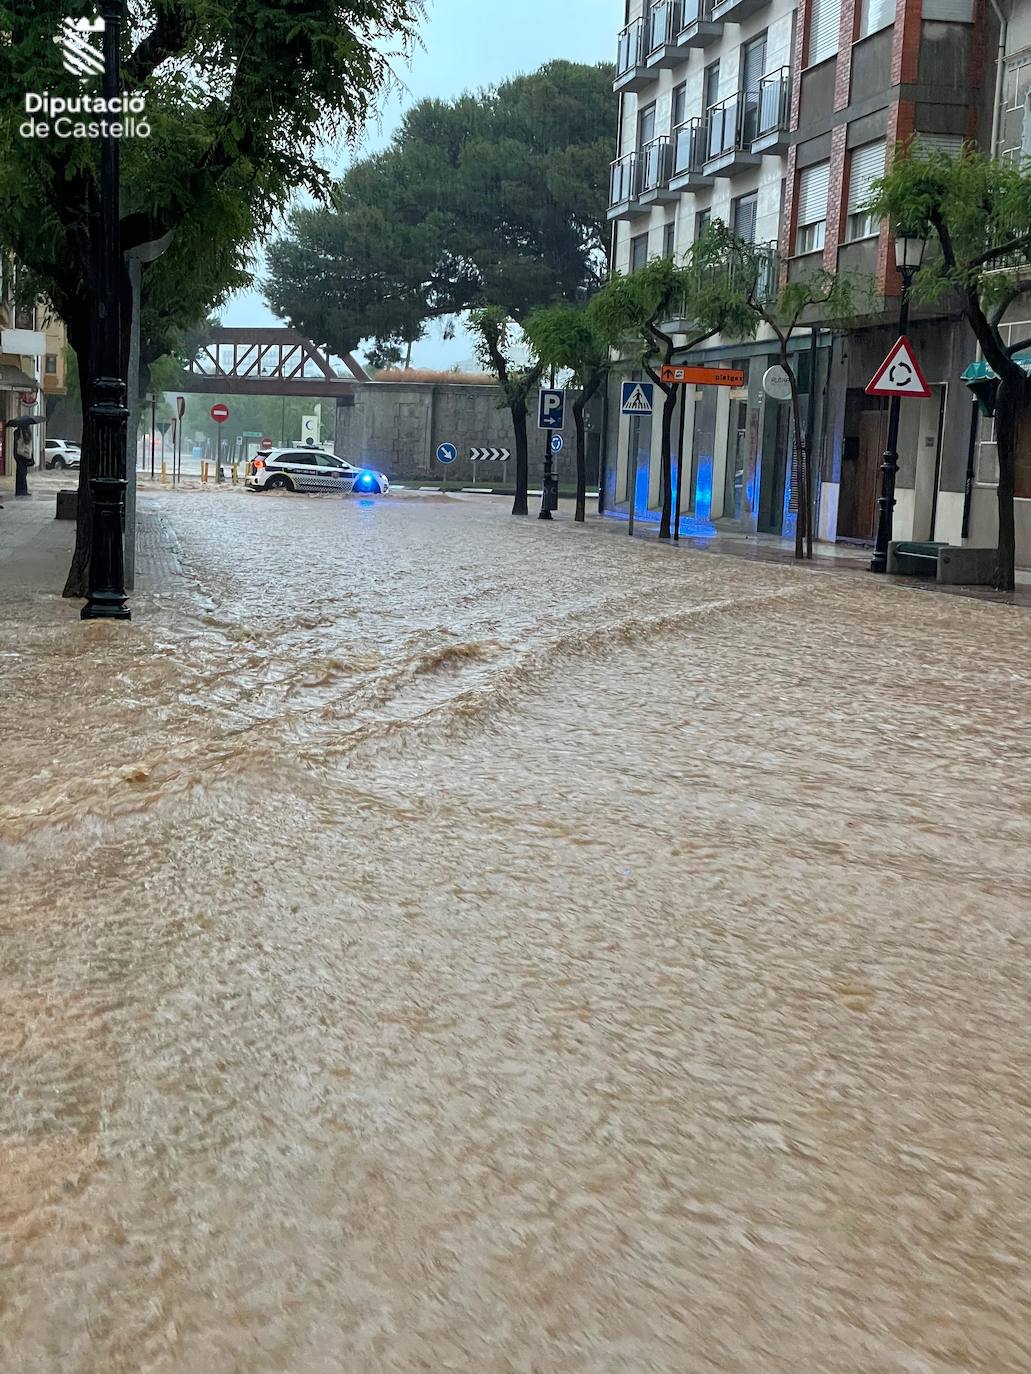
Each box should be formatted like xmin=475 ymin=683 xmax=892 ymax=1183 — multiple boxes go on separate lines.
xmin=63 ymin=313 xmax=95 ymax=599
xmin=511 ymin=398 xmax=529 ymax=515
xmin=572 ymin=396 xmax=587 ymax=523
xmin=785 ymin=362 xmax=807 ymax=560
xmin=658 ymin=385 xmax=677 ymax=539
xmin=994 ymin=380 xmax=1023 ymax=592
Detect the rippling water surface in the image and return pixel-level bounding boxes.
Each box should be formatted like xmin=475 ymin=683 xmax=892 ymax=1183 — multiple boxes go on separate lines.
xmin=2 ymin=490 xmax=1031 ymax=1372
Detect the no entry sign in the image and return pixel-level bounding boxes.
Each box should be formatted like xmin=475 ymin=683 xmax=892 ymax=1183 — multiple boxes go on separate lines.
xmin=210 ymin=403 xmax=230 ymax=424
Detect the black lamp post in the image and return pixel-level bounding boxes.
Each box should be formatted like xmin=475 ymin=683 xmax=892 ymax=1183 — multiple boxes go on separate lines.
xmin=82 ymin=0 xmax=130 ymax=621
xmin=869 ymin=228 xmax=926 ymax=574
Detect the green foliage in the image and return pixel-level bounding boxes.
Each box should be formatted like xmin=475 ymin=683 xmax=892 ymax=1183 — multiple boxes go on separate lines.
xmin=264 ymin=61 xmax=616 ymax=356
xmin=869 ymin=142 xmax=1031 ymax=314
xmin=0 ymin=0 xmax=424 ymax=353
xmin=467 ymin=306 xmax=543 ymax=408
xmin=522 ymin=302 xmax=609 ymax=393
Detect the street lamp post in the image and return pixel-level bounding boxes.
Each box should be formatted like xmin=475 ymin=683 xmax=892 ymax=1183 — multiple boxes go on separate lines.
xmin=82 ymin=0 xmax=130 ymax=620
xmin=870 ymin=228 xmax=926 ymax=575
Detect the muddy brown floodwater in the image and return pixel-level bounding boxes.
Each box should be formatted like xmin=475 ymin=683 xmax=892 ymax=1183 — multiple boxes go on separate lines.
xmin=2 ymin=488 xmax=1031 ymax=1373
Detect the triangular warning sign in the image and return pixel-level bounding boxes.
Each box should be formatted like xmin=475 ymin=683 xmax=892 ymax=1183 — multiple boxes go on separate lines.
xmin=622 ymin=383 xmax=652 ymax=414
xmin=865 ymin=336 xmax=932 ymax=398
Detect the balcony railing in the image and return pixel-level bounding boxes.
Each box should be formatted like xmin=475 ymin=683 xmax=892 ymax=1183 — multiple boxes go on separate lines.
xmin=679 ymin=0 xmax=716 ymax=31
xmin=706 ymin=94 xmax=747 ymax=161
xmin=649 ymin=0 xmax=683 ymax=52
xmin=617 ymin=19 xmax=645 ymax=77
xmin=667 ymin=243 xmax=781 ymax=329
xmin=610 ymin=152 xmax=640 ymax=207
xmin=639 ymin=135 xmax=674 ymax=193
xmin=756 ymin=67 xmax=790 ymax=139
xmin=673 ymin=118 xmax=709 ymax=177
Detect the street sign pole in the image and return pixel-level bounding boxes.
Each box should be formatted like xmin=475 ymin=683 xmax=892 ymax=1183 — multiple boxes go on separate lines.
xmin=539 ymin=425 xmax=553 ymax=521
xmin=673 ymin=386 xmax=689 ymax=542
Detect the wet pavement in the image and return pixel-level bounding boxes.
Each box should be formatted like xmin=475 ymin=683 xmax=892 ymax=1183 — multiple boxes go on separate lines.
xmin=2 ymin=485 xmax=1031 ymax=1372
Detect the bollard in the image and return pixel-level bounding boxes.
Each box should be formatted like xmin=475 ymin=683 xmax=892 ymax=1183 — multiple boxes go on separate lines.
xmin=231 ymin=463 xmax=239 ymax=485
xmin=161 ymin=459 xmax=168 ymax=485
xmin=201 ymin=460 xmax=209 ymax=484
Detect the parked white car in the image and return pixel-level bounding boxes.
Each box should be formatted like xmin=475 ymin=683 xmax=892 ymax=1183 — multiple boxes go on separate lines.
xmin=245 ymin=447 xmax=389 ymax=495
xmin=44 ymin=439 xmax=81 ymax=469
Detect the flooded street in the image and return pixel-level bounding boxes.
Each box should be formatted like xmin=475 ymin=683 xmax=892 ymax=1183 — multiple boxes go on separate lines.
xmin=2 ymin=488 xmax=1031 ymax=1372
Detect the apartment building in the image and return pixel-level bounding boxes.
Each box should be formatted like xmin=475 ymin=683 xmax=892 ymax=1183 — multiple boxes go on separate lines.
xmin=603 ymin=0 xmax=803 ymax=534
xmin=601 ymin=0 xmax=1010 ymax=557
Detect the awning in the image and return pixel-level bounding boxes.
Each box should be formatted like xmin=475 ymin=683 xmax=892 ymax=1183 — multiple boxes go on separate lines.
xmin=0 ymin=362 xmax=39 ymax=392
xmin=960 ymin=352 xmax=1031 ymax=383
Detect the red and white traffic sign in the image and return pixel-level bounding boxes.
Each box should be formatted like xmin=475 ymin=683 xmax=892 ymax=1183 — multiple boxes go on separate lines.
xmin=210 ymin=403 xmax=230 ymax=424
xmin=865 ymin=336 xmax=932 ymax=398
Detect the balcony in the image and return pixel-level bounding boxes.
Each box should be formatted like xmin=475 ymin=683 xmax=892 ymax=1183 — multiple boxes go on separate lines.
xmin=711 ymin=0 xmax=768 ymax=21
xmin=637 ymin=136 xmax=677 ymax=206
xmin=662 ymin=243 xmax=781 ymax=333
xmin=751 ymin=68 xmax=790 ymax=154
xmin=608 ymin=153 xmax=649 ymax=221
xmin=670 ymin=118 xmax=715 ymax=191
xmin=646 ymin=1 xmax=683 ymax=67
xmin=702 ymin=94 xmax=763 ymax=176
xmin=677 ymin=0 xmax=724 ymax=46
xmin=615 ymin=19 xmax=651 ymax=94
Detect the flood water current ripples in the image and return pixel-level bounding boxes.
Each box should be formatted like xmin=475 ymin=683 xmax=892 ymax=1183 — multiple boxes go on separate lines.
xmin=2 ymin=489 xmax=1030 ymax=1372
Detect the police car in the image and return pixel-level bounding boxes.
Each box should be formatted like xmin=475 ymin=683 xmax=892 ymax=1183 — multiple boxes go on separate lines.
xmin=245 ymin=446 xmax=389 ymax=495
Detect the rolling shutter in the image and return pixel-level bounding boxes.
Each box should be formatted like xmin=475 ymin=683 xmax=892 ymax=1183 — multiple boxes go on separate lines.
xmin=797 ymin=162 xmax=830 ymax=226
xmin=922 ymin=0 xmax=974 ymax=20
xmin=914 ymin=133 xmax=964 ymax=157
xmin=809 ymin=0 xmax=842 ymax=65
xmin=847 ymin=140 xmax=886 ymax=215
xmin=860 ymin=0 xmax=895 ymax=36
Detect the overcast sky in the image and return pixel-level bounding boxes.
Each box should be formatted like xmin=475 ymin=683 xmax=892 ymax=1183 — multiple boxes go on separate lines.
xmin=222 ymin=0 xmax=617 ymax=370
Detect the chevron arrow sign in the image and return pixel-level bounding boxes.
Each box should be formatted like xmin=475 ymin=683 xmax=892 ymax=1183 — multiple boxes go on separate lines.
xmin=469 ymin=447 xmax=510 ymax=461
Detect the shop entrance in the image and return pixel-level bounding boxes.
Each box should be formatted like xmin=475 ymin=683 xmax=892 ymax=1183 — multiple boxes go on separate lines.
xmin=839 ymin=393 xmax=887 ymax=542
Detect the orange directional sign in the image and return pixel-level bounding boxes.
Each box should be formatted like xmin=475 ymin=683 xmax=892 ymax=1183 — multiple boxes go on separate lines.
xmin=865 ymin=336 xmax=932 ymax=398
xmin=660 ymin=364 xmax=745 ymax=387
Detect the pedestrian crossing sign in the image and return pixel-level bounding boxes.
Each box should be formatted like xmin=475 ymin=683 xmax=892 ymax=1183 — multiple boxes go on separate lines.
xmin=622 ymin=381 xmax=654 ymax=415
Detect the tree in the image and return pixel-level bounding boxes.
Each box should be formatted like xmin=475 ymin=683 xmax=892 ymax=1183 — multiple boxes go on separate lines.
xmin=699 ymin=224 xmax=865 ymax=559
xmin=0 ymin=0 xmax=422 ymax=595
xmin=523 ymin=303 xmax=610 ymax=522
xmin=590 ymin=249 xmax=755 ymax=539
xmin=870 ymin=142 xmax=1031 ymax=590
xmin=467 ymin=307 xmax=544 ymax=516
xmin=264 ymin=61 xmax=616 ymax=358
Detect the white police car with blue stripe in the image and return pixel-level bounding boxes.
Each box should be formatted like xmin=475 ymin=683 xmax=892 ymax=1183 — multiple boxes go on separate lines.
xmin=245 ymin=447 xmax=389 ymax=496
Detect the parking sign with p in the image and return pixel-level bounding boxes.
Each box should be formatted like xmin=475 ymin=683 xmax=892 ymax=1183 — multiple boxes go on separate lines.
xmin=538 ymin=389 xmax=565 ymax=430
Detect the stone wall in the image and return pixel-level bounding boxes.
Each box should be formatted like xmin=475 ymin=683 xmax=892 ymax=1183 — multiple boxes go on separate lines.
xmin=333 ymin=381 xmax=600 ymax=485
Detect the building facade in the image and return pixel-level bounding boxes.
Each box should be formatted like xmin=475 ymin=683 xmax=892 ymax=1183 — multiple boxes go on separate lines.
xmin=601 ymin=0 xmax=1029 ymax=565
xmin=0 ymin=260 xmax=66 ymax=477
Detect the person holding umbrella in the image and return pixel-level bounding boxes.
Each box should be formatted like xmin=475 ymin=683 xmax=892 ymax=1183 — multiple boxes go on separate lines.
xmin=8 ymin=414 xmax=45 ymax=498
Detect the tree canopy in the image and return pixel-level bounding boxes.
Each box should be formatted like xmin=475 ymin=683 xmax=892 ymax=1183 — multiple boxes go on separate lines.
xmin=0 ymin=0 xmax=423 ymax=359
xmin=264 ymin=60 xmax=616 ymax=359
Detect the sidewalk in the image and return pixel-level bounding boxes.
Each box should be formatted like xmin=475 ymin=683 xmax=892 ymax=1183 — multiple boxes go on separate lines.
xmin=0 ymin=477 xmax=185 ymax=600
xmin=592 ymin=509 xmax=1031 ymax=609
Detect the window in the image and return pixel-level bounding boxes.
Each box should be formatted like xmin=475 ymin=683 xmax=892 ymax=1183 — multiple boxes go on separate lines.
xmin=663 ymin=219 xmax=676 ymax=259
xmin=695 ymin=207 xmax=711 ymax=241
xmin=741 ymin=33 xmax=768 ymax=142
xmin=858 ymin=0 xmax=893 ymax=37
xmin=44 ymin=353 xmax=58 ymax=375
xmin=808 ymin=0 xmax=841 ymax=65
xmin=914 ymin=133 xmax=964 ymax=157
xmin=732 ymin=192 xmax=758 ymax=244
xmin=630 ymin=232 xmax=649 ymax=272
xmin=703 ymin=61 xmax=720 ymax=114
xmin=922 ymin=0 xmax=974 ymax=18
xmin=795 ymin=161 xmax=829 ymax=254
xmin=638 ymin=102 xmax=656 ymax=148
xmin=672 ymin=82 xmax=687 ymax=131
xmin=289 ymin=452 xmax=317 ymax=465
xmin=845 ymin=140 xmax=886 ymax=241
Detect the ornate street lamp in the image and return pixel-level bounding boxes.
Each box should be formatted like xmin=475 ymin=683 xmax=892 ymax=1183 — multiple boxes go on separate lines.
xmin=82 ymin=0 xmax=130 ymax=620
xmin=870 ymin=227 xmax=928 ymax=574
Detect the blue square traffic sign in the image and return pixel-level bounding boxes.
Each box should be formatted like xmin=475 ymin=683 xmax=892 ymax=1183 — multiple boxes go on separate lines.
xmin=538 ymin=389 xmax=565 ymax=429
